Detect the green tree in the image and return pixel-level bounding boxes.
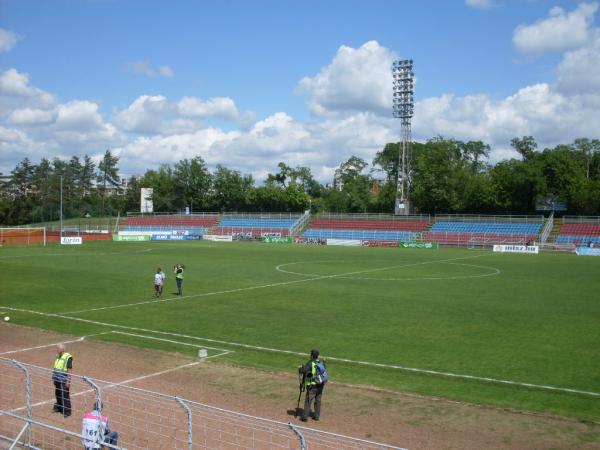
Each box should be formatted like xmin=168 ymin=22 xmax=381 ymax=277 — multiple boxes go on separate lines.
xmin=372 ymin=142 xmax=400 ymax=183
xmin=490 ymin=158 xmax=546 ymax=213
xmin=511 ymin=136 xmax=537 ymax=161
xmin=80 ymin=155 xmax=96 ymax=198
xmin=211 ymin=165 xmax=254 ymax=211
xmin=10 ymin=158 xmax=35 ymax=197
xmin=173 ymin=157 xmax=212 ymax=212
xmin=323 ymin=156 xmax=372 ymax=213
xmin=136 ymin=165 xmax=178 ymax=212
xmin=97 ymin=150 xmax=120 ymax=214
xmin=540 ymin=144 xmax=587 ymax=213
xmin=411 ymin=138 xmax=471 ymax=213
xmin=573 ymin=138 xmax=600 ymax=180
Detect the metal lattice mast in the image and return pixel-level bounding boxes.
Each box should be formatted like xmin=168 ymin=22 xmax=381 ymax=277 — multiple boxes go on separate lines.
xmin=392 ymin=59 xmax=414 ymax=215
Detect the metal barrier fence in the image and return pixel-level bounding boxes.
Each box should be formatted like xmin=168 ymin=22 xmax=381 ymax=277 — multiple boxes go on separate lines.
xmin=0 ymin=358 xmax=403 ymax=450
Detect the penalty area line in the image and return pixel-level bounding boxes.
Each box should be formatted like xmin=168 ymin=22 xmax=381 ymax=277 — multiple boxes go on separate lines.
xmin=0 ymin=332 xmax=113 ymax=356
xmin=109 ymin=330 xmax=233 ymax=356
xmin=2 ymin=304 xmax=599 ymax=398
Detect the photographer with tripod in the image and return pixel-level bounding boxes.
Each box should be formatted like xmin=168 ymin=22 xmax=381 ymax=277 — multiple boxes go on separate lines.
xmin=297 ymin=349 xmax=328 ymax=422
xmin=174 ymin=263 xmax=185 ymax=296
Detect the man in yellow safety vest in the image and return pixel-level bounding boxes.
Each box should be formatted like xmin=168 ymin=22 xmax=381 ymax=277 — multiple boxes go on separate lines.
xmin=52 ymin=343 xmax=73 ymax=417
xmin=298 ymin=349 xmax=327 ymax=422
xmin=174 ymin=263 xmax=184 ymax=296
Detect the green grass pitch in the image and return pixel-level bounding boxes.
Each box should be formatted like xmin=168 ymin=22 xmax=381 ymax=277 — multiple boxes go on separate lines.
xmin=1 ymin=240 xmax=599 ymax=420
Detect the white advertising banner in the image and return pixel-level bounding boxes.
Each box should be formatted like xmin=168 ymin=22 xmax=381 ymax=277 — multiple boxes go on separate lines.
xmin=141 ymin=188 xmax=154 ymax=213
xmin=119 ymin=230 xmax=155 ymax=236
xmin=493 ymin=244 xmax=539 ymax=254
xmin=326 ymin=239 xmax=363 ymax=246
xmin=61 ymin=236 xmax=82 ymax=245
xmin=203 ymin=235 xmax=233 ymax=242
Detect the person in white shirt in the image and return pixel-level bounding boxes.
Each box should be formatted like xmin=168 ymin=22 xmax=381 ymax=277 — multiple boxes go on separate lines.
xmin=154 ymin=268 xmax=164 ymax=298
xmin=81 ymin=401 xmax=118 ymax=449
xmin=158 ymin=268 xmax=166 ymax=296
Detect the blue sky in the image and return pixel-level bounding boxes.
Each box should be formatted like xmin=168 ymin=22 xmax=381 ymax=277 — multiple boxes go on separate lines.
xmin=1 ymin=0 xmax=599 ymax=182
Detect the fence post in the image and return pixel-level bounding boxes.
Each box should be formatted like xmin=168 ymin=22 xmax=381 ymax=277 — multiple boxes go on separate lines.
xmin=11 ymin=359 xmax=32 ymax=448
xmin=288 ymin=422 xmax=307 ymax=450
xmin=176 ymin=396 xmax=193 ymax=450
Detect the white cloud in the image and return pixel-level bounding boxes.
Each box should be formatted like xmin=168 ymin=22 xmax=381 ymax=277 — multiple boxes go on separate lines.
xmin=9 ymin=108 xmax=55 ymax=125
xmin=157 ymin=66 xmax=174 ymax=78
xmin=0 ymin=27 xmax=19 ymax=52
xmin=465 ymin=0 xmax=494 ymax=9
xmin=55 ymin=101 xmax=105 ymax=131
xmin=3 ymin=23 xmax=600 ymax=183
xmin=114 ymin=95 xmax=171 ymax=134
xmin=0 ymin=69 xmax=56 ymax=115
xmin=557 ymin=29 xmax=600 ymax=95
xmin=296 ymin=40 xmax=398 ymax=117
xmin=178 ymin=96 xmax=240 ymax=121
xmin=413 ymin=81 xmax=600 ymax=163
xmin=126 ymin=62 xmax=175 ymax=78
xmin=513 ymin=2 xmax=598 ymax=55
xmin=113 ymin=95 xmax=256 ymax=135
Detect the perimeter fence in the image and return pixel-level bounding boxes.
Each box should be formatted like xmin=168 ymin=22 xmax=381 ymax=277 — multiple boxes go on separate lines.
xmin=0 ymin=358 xmax=404 ymax=450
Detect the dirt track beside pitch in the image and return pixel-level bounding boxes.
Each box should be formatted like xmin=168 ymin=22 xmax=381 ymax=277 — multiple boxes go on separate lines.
xmin=1 ymin=324 xmax=599 ymax=450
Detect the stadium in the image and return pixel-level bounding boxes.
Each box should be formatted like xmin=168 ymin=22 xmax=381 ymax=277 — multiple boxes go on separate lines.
xmin=2 ymin=2 xmax=600 ymax=448
xmin=1 ymin=211 xmax=599 ymax=449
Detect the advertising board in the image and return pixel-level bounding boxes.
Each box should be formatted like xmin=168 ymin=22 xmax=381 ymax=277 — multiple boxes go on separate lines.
xmin=326 ymin=239 xmax=363 ymax=246
xmin=203 ymin=235 xmax=233 ymax=242
xmin=493 ymin=245 xmax=539 ymax=254
xmin=575 ymin=247 xmax=600 ymax=256
xmin=61 ymin=236 xmax=82 ymax=245
xmin=398 ymin=242 xmax=438 ymax=249
xmin=262 ymin=236 xmax=292 ymax=244
xmin=112 ymin=235 xmax=151 ymax=241
xmin=151 ymin=234 xmax=200 ymax=241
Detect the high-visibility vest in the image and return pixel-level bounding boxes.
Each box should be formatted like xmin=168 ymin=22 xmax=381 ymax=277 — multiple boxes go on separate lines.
xmin=52 ymin=352 xmax=72 ymax=382
xmin=176 ymin=268 xmax=184 ymax=280
xmin=304 ymin=360 xmax=318 ymax=387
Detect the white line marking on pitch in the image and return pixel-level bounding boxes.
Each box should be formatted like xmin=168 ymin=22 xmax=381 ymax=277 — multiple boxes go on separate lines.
xmin=0 ymin=332 xmax=113 ymax=356
xmin=4 ymin=360 xmax=203 ymax=415
xmin=2 ymin=305 xmax=599 ymax=398
xmin=0 ymin=248 xmax=153 ymax=260
xmin=110 ymin=331 xmax=233 ymax=354
xmin=59 ymin=254 xmax=490 ymax=315
xmin=275 ymin=260 xmax=501 ymax=281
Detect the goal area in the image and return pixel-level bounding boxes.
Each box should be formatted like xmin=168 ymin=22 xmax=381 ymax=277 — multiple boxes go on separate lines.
xmin=0 ymin=227 xmax=47 ymax=246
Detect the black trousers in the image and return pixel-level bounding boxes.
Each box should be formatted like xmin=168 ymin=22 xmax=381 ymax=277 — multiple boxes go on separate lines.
xmin=302 ymin=383 xmax=324 ymax=420
xmin=53 ymin=380 xmax=71 ymax=415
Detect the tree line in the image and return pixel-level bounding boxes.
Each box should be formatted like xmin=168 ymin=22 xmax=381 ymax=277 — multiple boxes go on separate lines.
xmin=1 ymin=136 xmax=599 ymax=225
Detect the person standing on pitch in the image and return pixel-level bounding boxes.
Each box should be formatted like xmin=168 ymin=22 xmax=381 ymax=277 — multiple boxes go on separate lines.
xmin=298 ymin=349 xmax=327 ymax=422
xmin=158 ymin=267 xmax=166 ymax=296
xmin=154 ymin=268 xmax=164 ymax=298
xmin=174 ymin=263 xmax=184 ymax=296
xmin=52 ymin=343 xmax=73 ymax=417
xmin=82 ymin=400 xmax=119 ymax=450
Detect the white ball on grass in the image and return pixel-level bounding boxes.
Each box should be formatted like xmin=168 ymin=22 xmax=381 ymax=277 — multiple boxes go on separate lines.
xmin=3 ymin=316 xmax=10 ymax=322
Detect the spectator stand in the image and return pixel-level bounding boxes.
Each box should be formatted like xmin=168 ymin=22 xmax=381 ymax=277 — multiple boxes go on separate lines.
xmin=555 ymin=216 xmax=600 ymax=247
xmin=426 ymin=215 xmax=544 ymax=249
xmin=123 ymin=213 xmax=220 ymax=239
xmin=213 ymin=213 xmax=304 ymax=241
xmin=300 ymin=213 xmax=430 ymax=246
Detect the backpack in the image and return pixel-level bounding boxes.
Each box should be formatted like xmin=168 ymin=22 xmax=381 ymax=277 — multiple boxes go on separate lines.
xmin=314 ymin=360 xmax=328 ymax=384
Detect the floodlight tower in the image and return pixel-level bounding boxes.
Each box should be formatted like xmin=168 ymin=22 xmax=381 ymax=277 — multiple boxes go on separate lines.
xmin=392 ymin=59 xmax=414 ymax=215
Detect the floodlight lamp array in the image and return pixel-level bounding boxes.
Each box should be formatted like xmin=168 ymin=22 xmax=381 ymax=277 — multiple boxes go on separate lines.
xmin=392 ymin=59 xmax=414 ymax=119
